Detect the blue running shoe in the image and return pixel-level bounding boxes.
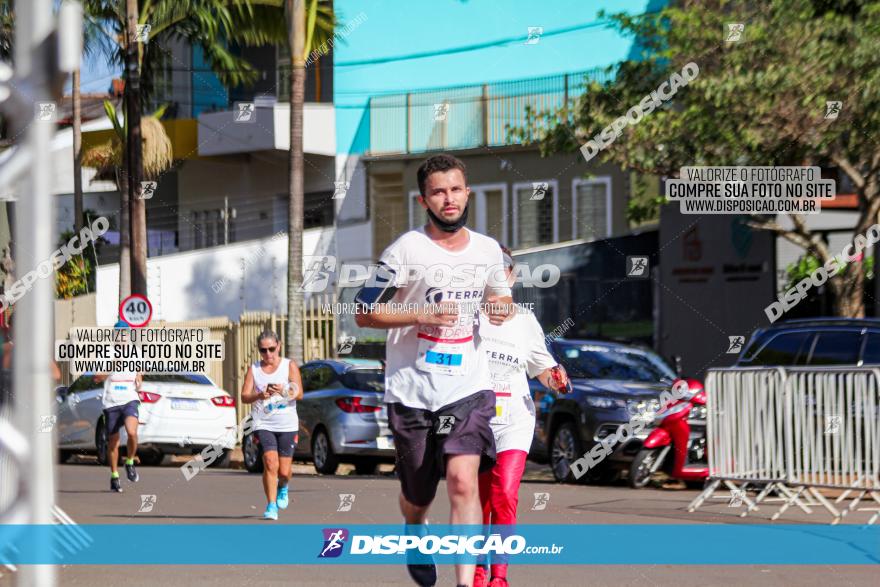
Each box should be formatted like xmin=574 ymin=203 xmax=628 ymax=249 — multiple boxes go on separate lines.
xmin=263 ymin=502 xmax=279 ymax=520
xmin=277 ymin=486 xmax=289 ymax=510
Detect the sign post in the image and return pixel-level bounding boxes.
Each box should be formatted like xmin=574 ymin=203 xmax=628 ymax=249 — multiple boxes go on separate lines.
xmin=119 ymin=294 xmax=152 ymax=328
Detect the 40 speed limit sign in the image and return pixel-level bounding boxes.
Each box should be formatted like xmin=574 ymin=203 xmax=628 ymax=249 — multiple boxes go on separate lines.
xmin=119 ymin=294 xmax=153 ymax=327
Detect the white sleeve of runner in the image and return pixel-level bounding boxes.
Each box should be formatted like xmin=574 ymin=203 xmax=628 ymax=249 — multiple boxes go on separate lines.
xmin=525 ymin=313 xmax=558 ymax=378
xmin=484 ymin=244 xmax=512 ymax=298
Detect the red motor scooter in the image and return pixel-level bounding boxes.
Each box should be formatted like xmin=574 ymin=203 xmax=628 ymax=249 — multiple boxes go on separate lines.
xmin=629 ymin=378 xmax=709 ymax=488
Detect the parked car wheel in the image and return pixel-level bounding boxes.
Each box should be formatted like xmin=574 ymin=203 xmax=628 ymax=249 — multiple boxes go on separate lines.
xmin=353 ymin=458 xmax=379 ymax=475
xmin=582 ymin=463 xmax=620 ymax=485
xmin=243 ymin=432 xmax=264 ymax=473
xmin=206 ymin=448 xmax=232 ymax=469
xmin=550 ymin=421 xmax=583 ymax=483
xmin=629 ymin=448 xmax=661 ymax=488
xmin=312 ymin=428 xmax=339 ymax=475
xmin=137 ymin=450 xmax=165 ymax=467
xmin=95 ymin=419 xmax=108 ymax=466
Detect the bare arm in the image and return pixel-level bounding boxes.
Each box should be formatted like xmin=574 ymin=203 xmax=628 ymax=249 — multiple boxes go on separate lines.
xmin=288 ymin=361 xmax=304 ymax=401
xmin=483 ymin=295 xmax=515 ymax=325
xmin=239 ymin=367 xmax=269 ymax=404
xmin=355 ymin=301 xmax=459 ymax=329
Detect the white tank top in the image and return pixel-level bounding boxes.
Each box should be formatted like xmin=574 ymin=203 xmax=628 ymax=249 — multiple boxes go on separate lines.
xmin=102 ymin=371 xmax=140 ymax=409
xmin=250 ymin=358 xmax=298 ymax=432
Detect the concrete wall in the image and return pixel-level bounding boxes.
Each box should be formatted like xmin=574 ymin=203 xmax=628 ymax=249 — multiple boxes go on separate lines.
xmin=175 ymin=152 xmax=336 ymax=250
xmin=95 ymin=227 xmax=334 ymax=325
xmin=55 ymin=293 xmax=97 ymax=341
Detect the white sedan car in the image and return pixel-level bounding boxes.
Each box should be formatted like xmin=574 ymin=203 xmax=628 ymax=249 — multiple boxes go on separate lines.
xmin=56 ymin=372 xmax=237 ymax=466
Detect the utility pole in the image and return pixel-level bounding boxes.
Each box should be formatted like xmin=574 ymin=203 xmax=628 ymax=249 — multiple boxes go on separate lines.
xmin=72 ymin=68 xmax=83 ymax=231
xmin=126 ymin=0 xmax=147 ymax=296
xmin=223 ymin=196 xmax=229 ymax=244
xmin=0 ymin=2 xmax=81 ymax=586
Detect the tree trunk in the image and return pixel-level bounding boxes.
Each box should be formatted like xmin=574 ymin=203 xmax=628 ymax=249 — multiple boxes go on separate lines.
xmin=72 ymin=68 xmax=83 ymax=231
xmin=126 ymin=0 xmax=147 ymax=297
xmin=117 ymin=169 xmax=131 ymax=303
xmin=286 ymin=0 xmax=305 ymax=364
xmin=832 ymin=263 xmax=866 ymax=318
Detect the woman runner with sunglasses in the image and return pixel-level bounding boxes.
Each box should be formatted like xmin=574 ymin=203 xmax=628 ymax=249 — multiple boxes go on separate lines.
xmin=240 ymin=330 xmax=304 ymax=520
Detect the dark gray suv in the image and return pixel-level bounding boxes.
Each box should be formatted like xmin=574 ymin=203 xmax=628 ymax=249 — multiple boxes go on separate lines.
xmin=735 ymin=318 xmax=880 ymax=367
xmin=529 ymin=339 xmax=683 ymax=484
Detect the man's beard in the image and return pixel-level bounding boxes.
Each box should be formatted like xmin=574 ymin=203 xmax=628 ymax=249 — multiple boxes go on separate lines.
xmin=426 ymin=203 xmax=469 ymax=233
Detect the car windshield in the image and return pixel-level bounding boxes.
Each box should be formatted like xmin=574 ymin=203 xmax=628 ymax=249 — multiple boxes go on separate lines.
xmin=143 ymin=373 xmax=212 ymax=385
xmin=554 ymin=343 xmax=676 ymax=383
xmin=340 ymin=369 xmax=384 ymax=393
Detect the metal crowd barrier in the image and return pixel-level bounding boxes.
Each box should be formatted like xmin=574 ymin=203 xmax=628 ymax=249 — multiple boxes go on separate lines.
xmin=688 ymin=367 xmax=880 ymax=524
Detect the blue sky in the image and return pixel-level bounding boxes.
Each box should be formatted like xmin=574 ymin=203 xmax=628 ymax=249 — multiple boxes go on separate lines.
xmin=74 ymin=0 xmax=656 ymax=150
xmin=76 ymin=57 xmax=119 ymax=94
xmin=334 ymin=0 xmax=656 ymax=153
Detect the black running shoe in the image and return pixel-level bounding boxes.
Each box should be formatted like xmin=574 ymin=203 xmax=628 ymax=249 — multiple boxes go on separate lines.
xmin=110 ymin=477 xmax=123 ymax=493
xmin=125 ymin=462 xmax=139 ymax=482
xmin=406 ymin=551 xmax=436 ymax=586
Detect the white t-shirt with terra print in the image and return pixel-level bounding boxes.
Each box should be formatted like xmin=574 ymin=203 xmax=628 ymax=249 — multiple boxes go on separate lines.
xmin=478 ymin=309 xmax=558 ymax=453
xmin=378 ymin=227 xmax=512 ymax=412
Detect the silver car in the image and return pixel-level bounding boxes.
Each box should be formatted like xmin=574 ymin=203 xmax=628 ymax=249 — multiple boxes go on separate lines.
xmin=243 ymin=359 xmax=395 ymax=475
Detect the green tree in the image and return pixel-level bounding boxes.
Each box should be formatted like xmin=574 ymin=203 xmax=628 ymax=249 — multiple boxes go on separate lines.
xmin=516 ymin=0 xmax=880 ymax=318
xmin=82 ymin=0 xmax=294 ymax=301
xmin=55 ymin=210 xmax=110 ymax=298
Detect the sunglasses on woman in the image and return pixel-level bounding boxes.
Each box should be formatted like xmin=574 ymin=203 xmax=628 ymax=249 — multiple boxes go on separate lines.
xmin=258 ymin=346 xmax=277 ymax=354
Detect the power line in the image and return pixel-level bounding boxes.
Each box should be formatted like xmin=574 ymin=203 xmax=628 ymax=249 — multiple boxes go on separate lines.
xmin=333 ymin=16 xmax=636 ymax=67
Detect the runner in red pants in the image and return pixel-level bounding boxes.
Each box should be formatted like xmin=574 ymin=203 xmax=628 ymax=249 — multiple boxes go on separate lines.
xmin=474 ymin=246 xmax=571 ymax=587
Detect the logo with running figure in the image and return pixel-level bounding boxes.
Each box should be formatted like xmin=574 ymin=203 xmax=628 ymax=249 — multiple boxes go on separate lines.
xmin=300 ymin=255 xmax=337 ymax=292
xmin=318 ymin=528 xmax=349 ymax=558
xmin=436 ymin=415 xmax=455 ymax=435
xmin=337 ymin=494 xmax=355 ymax=512
xmin=531 ymin=492 xmax=550 ymax=511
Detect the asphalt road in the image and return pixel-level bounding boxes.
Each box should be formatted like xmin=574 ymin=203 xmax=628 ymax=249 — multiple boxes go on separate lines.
xmin=2 ymin=460 xmax=876 ymax=586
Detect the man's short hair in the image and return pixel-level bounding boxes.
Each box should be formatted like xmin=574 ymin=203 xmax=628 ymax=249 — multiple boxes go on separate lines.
xmin=417 ymin=154 xmax=468 ymax=196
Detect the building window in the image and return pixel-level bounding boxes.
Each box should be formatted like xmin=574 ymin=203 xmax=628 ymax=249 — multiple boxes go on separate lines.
xmin=512 ymin=180 xmax=558 ymax=249
xmin=572 ymin=177 xmax=611 ymax=241
xmin=274 ymin=191 xmax=335 ymax=232
xmin=191 ymin=208 xmax=235 ymax=249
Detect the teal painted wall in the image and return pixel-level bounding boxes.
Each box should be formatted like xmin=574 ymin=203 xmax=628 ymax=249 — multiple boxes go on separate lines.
xmin=333 ymin=0 xmax=660 ymax=155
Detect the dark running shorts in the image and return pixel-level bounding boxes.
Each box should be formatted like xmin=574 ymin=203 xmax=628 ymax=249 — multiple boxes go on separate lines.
xmin=103 ymin=400 xmax=139 ymax=435
xmin=388 ymin=389 xmax=496 ymax=507
xmin=256 ymin=430 xmax=297 ymax=457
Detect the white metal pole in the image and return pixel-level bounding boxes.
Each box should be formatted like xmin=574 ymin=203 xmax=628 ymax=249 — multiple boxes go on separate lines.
xmin=14 ymin=0 xmax=56 ymax=584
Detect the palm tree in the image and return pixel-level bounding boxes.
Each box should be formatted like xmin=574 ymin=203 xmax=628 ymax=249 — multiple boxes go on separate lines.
xmin=82 ymin=0 xmax=291 ymax=301
xmin=81 ymin=100 xmax=173 ymax=201
xmin=286 ymin=0 xmax=335 ymax=364
xmin=72 ymin=10 xmax=116 ymax=236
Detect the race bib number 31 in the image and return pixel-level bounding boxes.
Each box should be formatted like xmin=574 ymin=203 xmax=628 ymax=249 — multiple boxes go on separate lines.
xmin=416 ymin=332 xmax=472 ymax=376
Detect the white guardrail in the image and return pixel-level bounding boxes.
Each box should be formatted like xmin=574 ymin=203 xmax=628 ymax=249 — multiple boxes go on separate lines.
xmin=689 ymin=367 xmax=880 ymax=524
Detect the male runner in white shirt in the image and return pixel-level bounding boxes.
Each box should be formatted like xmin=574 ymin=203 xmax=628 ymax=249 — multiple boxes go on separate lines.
xmin=355 ymin=154 xmax=513 ymax=587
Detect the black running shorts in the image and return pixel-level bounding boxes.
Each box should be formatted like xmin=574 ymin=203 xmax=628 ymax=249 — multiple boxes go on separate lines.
xmin=388 ymin=389 xmax=496 ymax=507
